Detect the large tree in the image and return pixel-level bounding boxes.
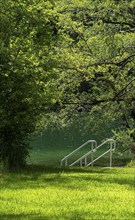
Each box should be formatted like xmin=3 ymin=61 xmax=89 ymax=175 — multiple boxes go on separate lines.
xmin=0 ymin=0 xmax=58 ymax=169
xmin=0 ymin=0 xmax=135 ymax=170
xmin=52 ymin=0 xmax=135 ymax=152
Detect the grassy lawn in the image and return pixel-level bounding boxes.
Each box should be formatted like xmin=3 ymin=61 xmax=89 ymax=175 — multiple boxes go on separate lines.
xmin=27 ymin=130 xmax=132 ymax=167
xmin=28 ymin=143 xmax=132 ymax=167
xmin=0 ymin=167 xmax=135 ymax=220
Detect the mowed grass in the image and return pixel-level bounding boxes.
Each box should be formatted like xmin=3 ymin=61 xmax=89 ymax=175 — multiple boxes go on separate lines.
xmin=28 ymin=147 xmax=131 ymax=167
xmin=0 ymin=167 xmax=135 ymax=220
xmin=28 ymin=131 xmax=132 ymax=167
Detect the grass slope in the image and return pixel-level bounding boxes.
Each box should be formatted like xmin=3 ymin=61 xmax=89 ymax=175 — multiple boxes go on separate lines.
xmin=0 ymin=167 xmax=135 ymax=220
xmin=28 ymin=133 xmax=132 ymax=167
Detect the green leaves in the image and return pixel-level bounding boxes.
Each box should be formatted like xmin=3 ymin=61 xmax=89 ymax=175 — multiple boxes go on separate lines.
xmin=51 ymin=0 xmax=135 ymax=152
xmin=0 ymin=0 xmax=59 ymax=169
xmin=0 ymin=0 xmax=135 ymax=169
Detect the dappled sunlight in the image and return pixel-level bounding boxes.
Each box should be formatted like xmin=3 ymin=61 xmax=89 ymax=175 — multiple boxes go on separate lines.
xmin=1 ymin=167 xmax=134 ymax=219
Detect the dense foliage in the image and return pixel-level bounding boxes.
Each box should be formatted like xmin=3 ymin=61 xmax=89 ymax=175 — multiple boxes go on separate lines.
xmin=53 ymin=0 xmax=135 ymax=150
xmin=0 ymin=0 xmax=135 ymax=169
xmin=0 ymin=0 xmax=58 ymax=169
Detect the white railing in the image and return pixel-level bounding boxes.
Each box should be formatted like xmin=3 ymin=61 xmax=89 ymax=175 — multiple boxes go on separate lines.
xmin=61 ymin=140 xmax=97 ymax=166
xmin=61 ymin=138 xmax=116 ymax=167
xmin=87 ymin=139 xmax=116 ymax=167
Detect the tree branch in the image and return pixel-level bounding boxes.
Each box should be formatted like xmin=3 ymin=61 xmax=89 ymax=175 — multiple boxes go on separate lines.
xmin=115 ymin=78 xmax=135 ymax=98
xmin=102 ymin=19 xmax=135 ymax=28
xmin=59 ymin=8 xmax=135 ymax=28
xmin=57 ymin=53 xmax=135 ymax=72
xmin=62 ymin=97 xmax=135 ymax=106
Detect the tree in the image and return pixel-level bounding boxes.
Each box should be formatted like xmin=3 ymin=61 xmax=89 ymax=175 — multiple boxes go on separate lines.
xmin=0 ymin=0 xmax=58 ymax=170
xmin=52 ymin=0 xmax=135 ymax=153
xmin=0 ymin=0 xmax=135 ymax=170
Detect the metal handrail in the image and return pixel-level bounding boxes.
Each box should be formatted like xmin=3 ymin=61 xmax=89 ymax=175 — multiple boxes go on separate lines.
xmin=69 ymin=147 xmax=96 ymax=166
xmin=87 ymin=149 xmax=110 ymax=166
xmin=96 ymin=139 xmax=116 ymax=151
xmin=61 ymin=140 xmax=97 ymax=166
xmin=87 ymin=139 xmax=116 ymax=167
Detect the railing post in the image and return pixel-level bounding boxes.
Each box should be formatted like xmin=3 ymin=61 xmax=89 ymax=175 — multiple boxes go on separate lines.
xmin=85 ymin=157 xmax=87 ymax=166
xmin=110 ymin=142 xmax=113 ymax=167
xmin=65 ymin=159 xmax=68 ymax=166
xmin=91 ymin=142 xmax=94 ymax=167
xmin=80 ymin=159 xmax=83 ymax=166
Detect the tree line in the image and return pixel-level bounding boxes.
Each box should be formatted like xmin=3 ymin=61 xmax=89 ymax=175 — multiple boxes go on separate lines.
xmin=0 ymin=0 xmax=135 ymax=170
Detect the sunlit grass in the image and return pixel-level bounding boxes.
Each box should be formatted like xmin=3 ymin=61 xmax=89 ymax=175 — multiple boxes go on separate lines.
xmin=0 ymin=167 xmax=135 ymax=219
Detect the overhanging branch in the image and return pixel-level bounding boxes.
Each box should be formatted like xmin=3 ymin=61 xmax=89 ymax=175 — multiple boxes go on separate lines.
xmin=102 ymin=19 xmax=135 ymax=28
xmin=62 ymin=97 xmax=135 ymax=106
xmin=115 ymin=78 xmax=135 ymax=98
xmin=57 ymin=54 xmax=135 ymax=72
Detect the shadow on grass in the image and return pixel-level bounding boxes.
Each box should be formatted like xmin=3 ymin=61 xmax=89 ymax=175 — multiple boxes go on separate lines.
xmin=0 ymin=214 xmax=49 ymax=220
xmin=21 ymin=163 xmax=133 ymax=174
xmin=1 ymin=165 xmax=134 ymax=191
xmin=1 ymin=209 xmax=134 ymax=220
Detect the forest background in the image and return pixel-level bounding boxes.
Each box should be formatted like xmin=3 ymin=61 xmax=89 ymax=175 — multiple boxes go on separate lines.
xmin=0 ymin=0 xmax=135 ymax=170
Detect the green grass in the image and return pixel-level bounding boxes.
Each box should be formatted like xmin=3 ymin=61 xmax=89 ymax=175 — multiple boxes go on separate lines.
xmin=28 ymin=132 xmax=132 ymax=167
xmin=28 ymin=143 xmax=132 ymax=167
xmin=0 ymin=167 xmax=135 ymax=220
